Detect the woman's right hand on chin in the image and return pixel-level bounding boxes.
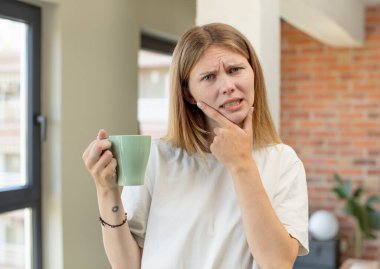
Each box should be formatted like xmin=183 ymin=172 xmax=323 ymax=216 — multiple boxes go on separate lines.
xmin=82 ymin=129 xmax=118 ymax=192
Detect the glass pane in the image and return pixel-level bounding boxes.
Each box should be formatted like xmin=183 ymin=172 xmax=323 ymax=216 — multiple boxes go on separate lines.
xmin=138 ymin=49 xmax=171 ymax=138
xmin=0 ymin=18 xmax=28 ymax=189
xmin=0 ymin=208 xmax=32 ymax=269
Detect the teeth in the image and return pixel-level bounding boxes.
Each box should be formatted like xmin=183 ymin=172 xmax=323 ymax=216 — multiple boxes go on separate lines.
xmin=223 ymin=100 xmax=240 ymax=108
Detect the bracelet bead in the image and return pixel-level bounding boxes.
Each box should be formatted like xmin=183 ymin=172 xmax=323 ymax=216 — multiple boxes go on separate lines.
xmin=99 ymin=213 xmax=127 ymax=228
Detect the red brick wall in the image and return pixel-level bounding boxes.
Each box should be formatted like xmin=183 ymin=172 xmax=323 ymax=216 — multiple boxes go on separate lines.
xmin=281 ymin=5 xmax=380 ymax=261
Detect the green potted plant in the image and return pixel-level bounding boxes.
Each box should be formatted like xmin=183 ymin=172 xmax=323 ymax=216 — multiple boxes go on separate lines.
xmin=332 ymin=173 xmax=380 ymax=258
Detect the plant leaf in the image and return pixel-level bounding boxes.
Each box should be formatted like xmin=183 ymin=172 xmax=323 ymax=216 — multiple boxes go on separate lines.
xmin=332 ymin=174 xmax=352 ymax=198
xmin=366 ymin=196 xmax=380 ymax=208
xmin=353 ymin=187 xmax=363 ymax=198
xmin=344 ymin=200 xmax=354 ymax=216
xmin=367 ymin=232 xmax=377 ymax=239
xmin=342 ymin=180 xmax=352 ymax=198
xmin=368 ymin=211 xmax=380 ymax=230
xmin=334 ymin=173 xmax=343 ymax=183
xmin=333 ymin=187 xmax=348 ymax=199
xmin=350 ymin=201 xmax=370 ymax=235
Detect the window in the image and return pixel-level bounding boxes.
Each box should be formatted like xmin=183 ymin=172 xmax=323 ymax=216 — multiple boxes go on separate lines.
xmin=138 ymin=32 xmax=176 ymax=137
xmin=0 ymin=1 xmax=42 ymax=268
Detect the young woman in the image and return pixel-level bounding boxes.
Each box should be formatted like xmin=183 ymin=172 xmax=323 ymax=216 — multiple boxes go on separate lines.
xmin=83 ymin=23 xmax=309 ymax=269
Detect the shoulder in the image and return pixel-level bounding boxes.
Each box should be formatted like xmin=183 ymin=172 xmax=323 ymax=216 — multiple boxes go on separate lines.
xmin=255 ymin=143 xmax=300 ymax=163
xmin=254 ymin=143 xmax=304 ymax=177
xmin=148 ymin=138 xmax=193 ymax=166
xmin=151 ymin=138 xmax=182 ymax=157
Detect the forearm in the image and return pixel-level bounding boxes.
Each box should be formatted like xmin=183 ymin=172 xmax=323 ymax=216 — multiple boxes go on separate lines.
xmin=230 ymin=160 xmax=297 ymax=269
xmin=97 ymin=187 xmax=141 ymax=269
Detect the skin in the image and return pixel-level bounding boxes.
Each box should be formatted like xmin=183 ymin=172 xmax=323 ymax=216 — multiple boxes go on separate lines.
xmin=188 ymin=45 xmax=255 ymax=131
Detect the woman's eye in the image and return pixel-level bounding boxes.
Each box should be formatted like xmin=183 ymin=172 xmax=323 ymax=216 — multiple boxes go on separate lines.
xmin=230 ymin=67 xmax=242 ymax=73
xmin=202 ymin=74 xmax=214 ymax=81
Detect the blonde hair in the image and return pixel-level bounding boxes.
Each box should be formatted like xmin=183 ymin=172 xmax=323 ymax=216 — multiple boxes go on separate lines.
xmin=165 ymin=23 xmax=281 ymax=154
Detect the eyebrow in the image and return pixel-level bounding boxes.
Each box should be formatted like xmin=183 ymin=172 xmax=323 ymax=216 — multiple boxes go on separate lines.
xmin=197 ymin=62 xmax=247 ymax=77
xmin=198 ymin=70 xmax=217 ymax=78
xmin=225 ymin=62 xmax=246 ymax=68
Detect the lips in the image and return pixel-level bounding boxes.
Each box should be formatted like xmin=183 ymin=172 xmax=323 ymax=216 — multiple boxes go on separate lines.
xmin=220 ymin=98 xmax=242 ymax=109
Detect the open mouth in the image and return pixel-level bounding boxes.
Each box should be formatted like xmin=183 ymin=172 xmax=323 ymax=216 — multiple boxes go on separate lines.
xmin=220 ymin=99 xmax=242 ymax=109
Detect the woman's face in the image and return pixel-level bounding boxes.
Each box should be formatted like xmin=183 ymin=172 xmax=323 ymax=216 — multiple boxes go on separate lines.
xmin=188 ymin=45 xmax=255 ymax=130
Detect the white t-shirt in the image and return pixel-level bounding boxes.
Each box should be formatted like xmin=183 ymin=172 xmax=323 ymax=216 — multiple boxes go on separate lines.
xmin=121 ymin=139 xmax=309 ymax=269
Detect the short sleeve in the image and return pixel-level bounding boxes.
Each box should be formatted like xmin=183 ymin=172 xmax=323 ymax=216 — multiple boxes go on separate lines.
xmin=121 ymin=178 xmax=152 ymax=248
xmin=272 ymin=159 xmax=309 ymax=256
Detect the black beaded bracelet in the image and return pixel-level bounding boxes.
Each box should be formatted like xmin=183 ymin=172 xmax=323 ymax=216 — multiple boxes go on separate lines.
xmin=99 ymin=213 xmax=127 ymax=228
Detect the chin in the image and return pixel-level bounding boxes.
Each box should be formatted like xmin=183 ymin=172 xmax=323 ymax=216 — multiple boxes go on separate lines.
xmin=226 ymin=115 xmax=245 ymax=126
xmin=222 ymin=109 xmax=248 ymax=124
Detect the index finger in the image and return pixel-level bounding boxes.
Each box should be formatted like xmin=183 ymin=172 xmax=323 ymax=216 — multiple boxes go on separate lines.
xmin=97 ymin=129 xmax=108 ymax=140
xmin=197 ymin=101 xmax=233 ymax=128
xmin=83 ymin=129 xmax=108 ymax=160
xmin=83 ymin=139 xmax=111 ymax=161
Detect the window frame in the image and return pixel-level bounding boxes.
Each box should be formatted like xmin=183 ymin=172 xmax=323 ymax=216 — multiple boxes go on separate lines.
xmin=141 ymin=31 xmax=177 ymax=55
xmin=0 ymin=0 xmax=42 ymax=268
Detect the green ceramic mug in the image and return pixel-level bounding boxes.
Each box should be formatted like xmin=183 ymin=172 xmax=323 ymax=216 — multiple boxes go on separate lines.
xmin=108 ymin=135 xmax=151 ymax=186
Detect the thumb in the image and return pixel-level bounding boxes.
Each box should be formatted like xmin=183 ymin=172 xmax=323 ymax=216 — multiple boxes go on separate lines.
xmin=243 ymin=107 xmax=254 ymax=134
xmin=97 ymin=129 xmax=108 ymax=140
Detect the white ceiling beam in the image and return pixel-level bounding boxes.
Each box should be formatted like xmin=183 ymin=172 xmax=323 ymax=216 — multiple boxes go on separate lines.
xmin=280 ymin=0 xmax=365 ymax=47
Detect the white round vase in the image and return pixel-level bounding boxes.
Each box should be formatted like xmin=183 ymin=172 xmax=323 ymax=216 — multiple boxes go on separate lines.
xmin=309 ymin=210 xmax=339 ymax=241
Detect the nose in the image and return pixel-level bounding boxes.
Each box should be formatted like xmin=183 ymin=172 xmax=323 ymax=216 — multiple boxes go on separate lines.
xmin=218 ymin=74 xmax=235 ymax=95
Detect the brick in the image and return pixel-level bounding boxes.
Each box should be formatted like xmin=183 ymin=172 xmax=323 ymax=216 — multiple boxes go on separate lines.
xmin=288 ymin=130 xmax=310 ymax=138
xmin=355 ymin=140 xmax=380 ymax=148
xmin=334 ymin=169 xmax=364 ymax=177
xmin=353 ymin=159 xmax=377 ymax=166
xmin=339 ymin=149 xmax=365 ymax=156
xmin=298 ymin=120 xmax=324 ymax=128
xmin=313 ymin=73 xmax=337 ymax=80
xmin=286 ymin=73 xmax=312 ymax=82
xmin=368 ymin=112 xmax=380 ymax=118
xmin=369 ymin=93 xmax=380 ymax=99
xmin=368 ymin=149 xmax=380 ymax=156
xmin=353 ymin=82 xmax=379 ymax=90
xmin=312 ymin=131 xmax=337 ymax=138
xmin=313 ymin=55 xmax=338 ymax=63
xmin=298 ymin=82 xmax=326 ymax=90
xmin=368 ymin=170 xmax=380 ymax=175
xmin=352 ymin=122 xmax=379 ymax=129
xmin=304 ymin=140 xmax=324 ymax=147
xmin=368 ymin=130 xmax=380 ymax=137
xmin=314 ymin=149 xmax=338 ymax=155
xmin=282 ymin=56 xmax=312 ymax=65
xmin=354 ymin=103 xmax=379 ymax=109
xmin=328 ymin=140 xmax=351 ymax=147
xmin=281 ymin=48 xmax=297 ymax=55
xmin=314 ymin=93 xmax=337 ymax=99
xmin=340 ymin=112 xmax=365 ymax=119
xmin=287 ymin=111 xmax=310 ymax=119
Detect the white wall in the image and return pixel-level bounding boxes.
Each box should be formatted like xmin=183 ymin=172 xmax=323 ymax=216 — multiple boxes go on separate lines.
xmin=138 ymin=0 xmax=195 ymax=40
xmin=21 ymin=0 xmax=195 ymax=268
